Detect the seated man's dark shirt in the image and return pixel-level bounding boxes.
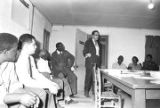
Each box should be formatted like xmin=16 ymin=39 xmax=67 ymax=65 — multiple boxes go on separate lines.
xmin=142 ymin=61 xmax=159 ymax=71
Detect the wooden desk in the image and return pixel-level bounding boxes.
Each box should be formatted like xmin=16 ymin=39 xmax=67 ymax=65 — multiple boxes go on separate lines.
xmin=101 ymin=69 xmax=160 ymax=108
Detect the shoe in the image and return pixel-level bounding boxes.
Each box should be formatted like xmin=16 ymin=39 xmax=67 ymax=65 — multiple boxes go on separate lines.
xmin=70 ymin=94 xmax=78 ymax=98
xmin=65 ymin=99 xmax=78 ymax=104
xmin=70 ymin=94 xmax=74 ymax=98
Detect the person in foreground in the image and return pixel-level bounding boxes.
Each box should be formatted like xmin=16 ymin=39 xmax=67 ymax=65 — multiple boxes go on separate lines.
xmin=0 ymin=33 xmax=39 ymax=108
xmin=15 ymin=34 xmax=62 ymax=108
xmin=83 ymin=30 xmax=102 ymax=97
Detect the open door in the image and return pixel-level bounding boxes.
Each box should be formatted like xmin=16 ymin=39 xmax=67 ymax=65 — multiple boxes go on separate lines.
xmin=75 ymin=29 xmax=87 ymax=91
xmin=75 ymin=29 xmax=87 ymax=68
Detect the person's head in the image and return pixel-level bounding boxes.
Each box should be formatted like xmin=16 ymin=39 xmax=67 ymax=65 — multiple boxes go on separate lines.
xmin=18 ymin=34 xmax=37 ymax=55
xmin=0 ymin=33 xmax=18 ymax=63
xmin=145 ymin=54 xmax=152 ymax=62
xmin=132 ymin=56 xmax=139 ymax=64
xmin=91 ymin=30 xmax=100 ymax=41
xmin=39 ymin=49 xmax=50 ymax=61
xmin=56 ymin=42 xmax=65 ymax=52
xmin=117 ymin=55 xmax=124 ymax=65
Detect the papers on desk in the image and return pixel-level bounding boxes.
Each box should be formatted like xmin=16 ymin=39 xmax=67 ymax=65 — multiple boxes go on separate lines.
xmin=101 ymin=69 xmax=160 ymax=80
xmin=150 ymin=80 xmax=160 ymax=84
xmin=133 ymin=75 xmax=155 ymax=80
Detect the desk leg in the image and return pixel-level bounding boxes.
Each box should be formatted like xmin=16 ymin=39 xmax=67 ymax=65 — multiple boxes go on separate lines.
xmin=132 ymin=89 xmax=146 ymax=108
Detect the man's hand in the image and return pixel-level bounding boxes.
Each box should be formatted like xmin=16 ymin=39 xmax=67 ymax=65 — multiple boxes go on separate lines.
xmin=49 ymin=87 xmax=58 ymax=94
xmin=49 ymin=83 xmax=60 ymax=94
xmin=85 ymin=53 xmax=91 ymax=58
xmin=19 ymin=93 xmax=37 ymax=107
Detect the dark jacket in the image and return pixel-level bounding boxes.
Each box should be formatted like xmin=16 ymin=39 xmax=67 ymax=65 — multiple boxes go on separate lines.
xmin=51 ymin=50 xmax=75 ymax=76
xmin=83 ymin=38 xmax=101 ymax=68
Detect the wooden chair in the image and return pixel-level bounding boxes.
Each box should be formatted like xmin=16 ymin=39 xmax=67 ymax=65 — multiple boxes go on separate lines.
xmin=94 ymin=68 xmax=121 ymax=108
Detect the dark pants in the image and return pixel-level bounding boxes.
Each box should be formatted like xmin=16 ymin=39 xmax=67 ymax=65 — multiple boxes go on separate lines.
xmin=63 ymin=67 xmax=77 ymax=95
xmin=84 ymin=66 xmax=94 ymax=95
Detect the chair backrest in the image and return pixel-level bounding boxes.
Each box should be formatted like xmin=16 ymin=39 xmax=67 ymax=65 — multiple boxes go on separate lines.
xmin=94 ymin=67 xmax=102 ymax=94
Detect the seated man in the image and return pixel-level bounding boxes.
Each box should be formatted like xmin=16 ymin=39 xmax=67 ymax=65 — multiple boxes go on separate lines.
xmin=51 ymin=42 xmax=77 ymax=97
xmin=112 ymin=55 xmax=127 ymax=69
xmin=16 ymin=34 xmax=60 ymax=108
xmin=142 ymin=54 xmax=159 ymax=71
xmin=112 ymin=55 xmax=127 ymax=94
xmin=0 ymin=33 xmax=39 ymax=108
xmin=37 ymin=49 xmax=78 ymax=104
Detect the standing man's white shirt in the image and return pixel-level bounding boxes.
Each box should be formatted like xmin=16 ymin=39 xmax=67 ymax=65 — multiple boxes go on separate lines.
xmin=92 ymin=39 xmax=99 ymax=56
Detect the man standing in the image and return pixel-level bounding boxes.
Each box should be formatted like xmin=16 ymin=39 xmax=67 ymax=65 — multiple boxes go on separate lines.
xmin=51 ymin=42 xmax=78 ymax=99
xmin=83 ymin=30 xmax=101 ymax=97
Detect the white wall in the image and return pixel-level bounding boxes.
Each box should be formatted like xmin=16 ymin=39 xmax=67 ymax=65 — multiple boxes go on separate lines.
xmin=0 ymin=0 xmax=32 ymax=37
xmin=0 ymin=0 xmax=52 ymax=48
xmin=32 ymin=8 xmax=52 ymax=47
xmin=49 ymin=25 xmax=160 ymax=68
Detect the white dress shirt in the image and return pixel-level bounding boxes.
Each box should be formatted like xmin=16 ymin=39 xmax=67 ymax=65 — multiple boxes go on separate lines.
xmin=92 ymin=39 xmax=100 ymax=56
xmin=37 ymin=58 xmax=51 ymax=74
xmin=0 ymin=62 xmax=23 ymax=105
xmin=16 ymin=53 xmax=58 ymax=93
xmin=112 ymin=62 xmax=127 ymax=69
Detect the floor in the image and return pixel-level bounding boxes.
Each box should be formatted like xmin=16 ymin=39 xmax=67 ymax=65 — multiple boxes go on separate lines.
xmin=59 ymin=90 xmax=95 ymax=108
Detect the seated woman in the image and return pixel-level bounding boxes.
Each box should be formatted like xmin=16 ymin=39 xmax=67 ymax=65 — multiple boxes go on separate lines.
xmin=128 ymin=56 xmax=142 ymax=71
xmin=36 ymin=49 xmax=78 ymax=104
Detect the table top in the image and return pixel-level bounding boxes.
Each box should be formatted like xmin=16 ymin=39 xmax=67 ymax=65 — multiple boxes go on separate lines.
xmin=101 ymin=69 xmax=160 ymax=89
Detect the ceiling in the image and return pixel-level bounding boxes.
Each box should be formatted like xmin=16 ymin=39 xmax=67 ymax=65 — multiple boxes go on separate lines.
xmin=30 ymin=0 xmax=160 ymax=30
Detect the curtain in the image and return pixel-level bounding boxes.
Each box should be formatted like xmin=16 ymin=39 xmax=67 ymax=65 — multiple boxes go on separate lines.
xmin=145 ymin=35 xmax=160 ymax=65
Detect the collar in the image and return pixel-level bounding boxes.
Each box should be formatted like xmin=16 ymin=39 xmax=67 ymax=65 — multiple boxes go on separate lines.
xmin=56 ymin=50 xmax=62 ymax=54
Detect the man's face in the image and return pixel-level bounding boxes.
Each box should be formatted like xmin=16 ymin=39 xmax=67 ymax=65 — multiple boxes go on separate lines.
xmin=118 ymin=57 xmax=123 ymax=64
xmin=146 ymin=56 xmax=152 ymax=62
xmin=92 ymin=32 xmax=99 ymax=41
xmin=57 ymin=44 xmax=65 ymax=52
xmin=26 ymin=39 xmax=37 ymax=55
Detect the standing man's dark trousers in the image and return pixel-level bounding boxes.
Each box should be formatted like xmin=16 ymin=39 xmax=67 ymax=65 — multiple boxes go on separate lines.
xmin=64 ymin=67 xmax=77 ymax=95
xmin=84 ymin=65 xmax=94 ymax=97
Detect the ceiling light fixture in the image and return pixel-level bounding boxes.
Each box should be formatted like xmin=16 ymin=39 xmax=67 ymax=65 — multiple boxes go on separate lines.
xmin=148 ymin=0 xmax=154 ymax=10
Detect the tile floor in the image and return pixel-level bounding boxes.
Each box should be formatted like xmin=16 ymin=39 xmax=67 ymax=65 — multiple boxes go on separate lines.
xmin=59 ymin=90 xmax=95 ymax=108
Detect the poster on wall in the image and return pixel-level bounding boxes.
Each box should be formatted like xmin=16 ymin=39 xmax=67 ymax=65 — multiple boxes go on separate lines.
xmin=11 ymin=0 xmax=30 ymax=29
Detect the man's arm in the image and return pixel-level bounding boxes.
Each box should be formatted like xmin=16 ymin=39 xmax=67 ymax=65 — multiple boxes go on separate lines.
xmin=83 ymin=39 xmax=91 ymax=58
xmin=4 ymin=92 xmax=37 ymax=107
xmin=65 ymin=51 xmax=75 ymax=68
